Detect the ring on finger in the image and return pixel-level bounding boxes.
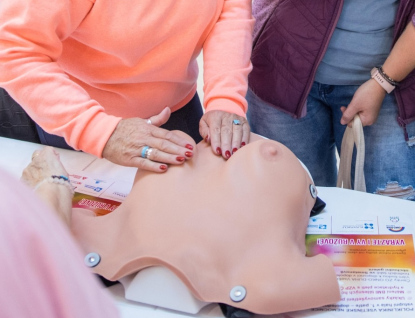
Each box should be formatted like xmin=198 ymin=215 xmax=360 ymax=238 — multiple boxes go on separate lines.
xmin=233 ymin=119 xmax=241 ymax=125
xmin=146 ymin=147 xmax=154 ymax=160
xmin=141 ymin=146 xmax=150 ymax=158
xmin=146 ymin=119 xmax=152 ymax=125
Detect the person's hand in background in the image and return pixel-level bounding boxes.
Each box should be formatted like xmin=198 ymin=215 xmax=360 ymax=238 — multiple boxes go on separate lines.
xmin=21 ymin=146 xmax=73 ymax=225
xmin=340 ymin=79 xmax=386 ymax=127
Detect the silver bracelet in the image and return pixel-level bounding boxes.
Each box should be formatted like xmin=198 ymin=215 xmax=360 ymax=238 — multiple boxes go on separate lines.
xmin=34 ymin=175 xmax=74 ymax=195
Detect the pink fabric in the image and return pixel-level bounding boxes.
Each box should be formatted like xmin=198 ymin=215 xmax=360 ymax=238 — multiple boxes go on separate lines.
xmin=0 ymin=169 xmax=119 ymax=318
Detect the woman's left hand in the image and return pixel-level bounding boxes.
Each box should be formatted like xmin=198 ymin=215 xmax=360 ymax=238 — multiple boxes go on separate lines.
xmin=22 ymin=146 xmax=69 ymax=188
xmin=22 ymin=146 xmax=73 ymax=225
xmin=199 ymin=110 xmax=250 ymax=159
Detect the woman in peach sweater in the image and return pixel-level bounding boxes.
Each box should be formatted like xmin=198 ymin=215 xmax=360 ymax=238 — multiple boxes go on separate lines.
xmin=0 ymin=0 xmax=254 ymax=171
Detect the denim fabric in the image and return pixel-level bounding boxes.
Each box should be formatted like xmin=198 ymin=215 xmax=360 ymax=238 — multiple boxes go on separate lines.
xmin=34 ymin=93 xmax=204 ymax=150
xmin=0 ymin=88 xmax=40 ymax=143
xmin=36 ymin=124 xmax=74 ymax=150
xmin=247 ymin=83 xmax=415 ymax=195
xmin=159 ymin=93 xmax=203 ymax=144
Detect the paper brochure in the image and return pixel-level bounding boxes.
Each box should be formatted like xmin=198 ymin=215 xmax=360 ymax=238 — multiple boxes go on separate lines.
xmin=290 ymin=213 xmax=415 ymax=317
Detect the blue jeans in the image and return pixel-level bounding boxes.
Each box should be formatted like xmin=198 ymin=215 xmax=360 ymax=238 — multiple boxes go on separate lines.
xmin=246 ymin=82 xmax=415 ymax=197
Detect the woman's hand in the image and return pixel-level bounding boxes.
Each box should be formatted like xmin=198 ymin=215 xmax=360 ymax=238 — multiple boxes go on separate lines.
xmin=102 ymin=107 xmax=195 ymax=172
xmin=340 ymin=79 xmax=386 ymax=127
xmin=22 ymin=146 xmax=69 ymax=188
xmin=21 ymin=146 xmax=72 ymax=225
xmin=199 ymin=110 xmax=250 ymax=159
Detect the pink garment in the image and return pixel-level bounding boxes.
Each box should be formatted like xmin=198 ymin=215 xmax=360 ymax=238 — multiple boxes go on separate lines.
xmin=0 ymin=0 xmax=254 ymax=157
xmin=0 ymin=169 xmax=119 ymax=318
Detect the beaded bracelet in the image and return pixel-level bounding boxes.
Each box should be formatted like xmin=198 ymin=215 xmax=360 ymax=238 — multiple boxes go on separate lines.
xmin=378 ymin=66 xmax=399 ymax=87
xmin=34 ymin=175 xmax=74 ymax=195
xmin=371 ymin=67 xmax=396 ymax=94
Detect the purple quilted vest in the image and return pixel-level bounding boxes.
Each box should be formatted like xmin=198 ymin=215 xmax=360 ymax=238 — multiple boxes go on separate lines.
xmin=249 ymin=0 xmax=415 ymax=135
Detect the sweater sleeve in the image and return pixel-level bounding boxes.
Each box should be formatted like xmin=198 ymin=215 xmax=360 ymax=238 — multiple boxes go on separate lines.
xmin=0 ymin=0 xmax=121 ymax=157
xmin=202 ymin=0 xmax=254 ymax=117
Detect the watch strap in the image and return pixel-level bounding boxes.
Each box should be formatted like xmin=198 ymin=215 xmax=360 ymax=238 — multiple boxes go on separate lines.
xmin=371 ymin=67 xmax=395 ymax=94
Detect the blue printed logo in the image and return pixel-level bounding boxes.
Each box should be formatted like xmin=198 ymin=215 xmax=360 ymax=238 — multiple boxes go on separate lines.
xmin=85 ymin=185 xmax=103 ymax=192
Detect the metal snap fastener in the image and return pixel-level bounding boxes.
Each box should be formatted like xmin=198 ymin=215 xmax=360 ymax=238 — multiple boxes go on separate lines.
xmin=230 ymin=286 xmax=246 ymax=302
xmin=309 ymin=184 xmax=317 ymax=199
xmin=84 ymin=252 xmax=101 ymax=267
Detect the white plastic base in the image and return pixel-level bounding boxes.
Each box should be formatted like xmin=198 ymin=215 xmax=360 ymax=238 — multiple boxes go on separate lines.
xmin=119 ymin=266 xmax=210 ymax=314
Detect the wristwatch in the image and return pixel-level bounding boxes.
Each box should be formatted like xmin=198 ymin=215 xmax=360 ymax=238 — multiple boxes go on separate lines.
xmin=370 ymin=67 xmax=396 ymax=94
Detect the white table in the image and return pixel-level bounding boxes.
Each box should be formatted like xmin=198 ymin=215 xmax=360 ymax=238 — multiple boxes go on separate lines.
xmin=1 ymin=136 xmax=414 ymax=318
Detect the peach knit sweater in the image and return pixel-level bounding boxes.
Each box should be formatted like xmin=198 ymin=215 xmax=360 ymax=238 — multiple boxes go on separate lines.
xmin=0 ymin=0 xmax=253 ymax=156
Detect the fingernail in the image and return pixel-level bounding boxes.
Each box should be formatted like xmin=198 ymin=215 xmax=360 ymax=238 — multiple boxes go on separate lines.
xmin=204 ymin=135 xmax=209 ymax=143
xmin=160 ymin=165 xmax=167 ymax=171
xmin=225 ymin=150 xmax=231 ymax=159
xmin=216 ymin=147 xmax=222 ymax=155
xmin=241 ymin=142 xmax=246 ymax=147
xmin=176 ymin=156 xmax=185 ymax=162
xmin=232 ymin=148 xmax=238 ymax=154
xmin=186 ymin=144 xmax=193 ymax=150
xmin=185 ymin=151 xmax=193 ymax=158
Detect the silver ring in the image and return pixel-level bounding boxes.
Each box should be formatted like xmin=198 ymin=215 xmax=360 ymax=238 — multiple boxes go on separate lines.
xmin=141 ymin=146 xmax=150 ymax=158
xmin=146 ymin=119 xmax=152 ymax=125
xmin=145 ymin=147 xmax=153 ymax=160
xmin=233 ymin=119 xmax=241 ymax=125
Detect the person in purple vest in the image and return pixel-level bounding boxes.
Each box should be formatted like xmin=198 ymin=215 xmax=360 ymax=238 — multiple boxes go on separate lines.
xmin=247 ymin=0 xmax=415 ymax=199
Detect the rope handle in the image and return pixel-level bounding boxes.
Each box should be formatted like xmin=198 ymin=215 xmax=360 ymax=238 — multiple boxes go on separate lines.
xmin=336 ymin=115 xmax=366 ymax=192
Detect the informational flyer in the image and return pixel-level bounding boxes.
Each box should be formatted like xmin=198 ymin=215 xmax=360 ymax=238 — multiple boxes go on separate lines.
xmin=294 ymin=212 xmax=415 ymax=316
xmin=307 ymin=234 xmax=415 ymax=314
xmin=69 ymin=171 xmax=132 ymax=215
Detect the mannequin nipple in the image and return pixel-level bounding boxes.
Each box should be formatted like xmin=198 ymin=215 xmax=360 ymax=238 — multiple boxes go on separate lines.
xmin=259 ymin=141 xmax=279 ymax=161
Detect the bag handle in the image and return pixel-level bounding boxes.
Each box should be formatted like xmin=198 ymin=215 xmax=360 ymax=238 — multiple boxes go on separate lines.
xmin=336 ymin=114 xmax=366 ymax=192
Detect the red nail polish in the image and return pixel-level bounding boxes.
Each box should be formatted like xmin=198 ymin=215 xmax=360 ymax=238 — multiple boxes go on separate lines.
xmin=225 ymin=150 xmax=231 ymax=159
xmin=185 ymin=151 xmax=193 ymax=158
xmin=176 ymin=156 xmax=185 ymax=162
xmin=160 ymin=165 xmax=167 ymax=171
xmin=232 ymin=148 xmax=238 ymax=154
xmin=204 ymin=135 xmax=209 ymax=143
xmin=241 ymin=142 xmax=246 ymax=147
xmin=186 ymin=144 xmax=193 ymax=150
xmin=216 ymin=147 xmax=222 ymax=155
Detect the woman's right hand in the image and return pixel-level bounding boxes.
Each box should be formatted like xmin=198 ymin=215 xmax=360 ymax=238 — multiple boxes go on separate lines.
xmin=340 ymin=79 xmax=386 ymax=127
xmin=102 ymin=107 xmax=196 ymax=172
